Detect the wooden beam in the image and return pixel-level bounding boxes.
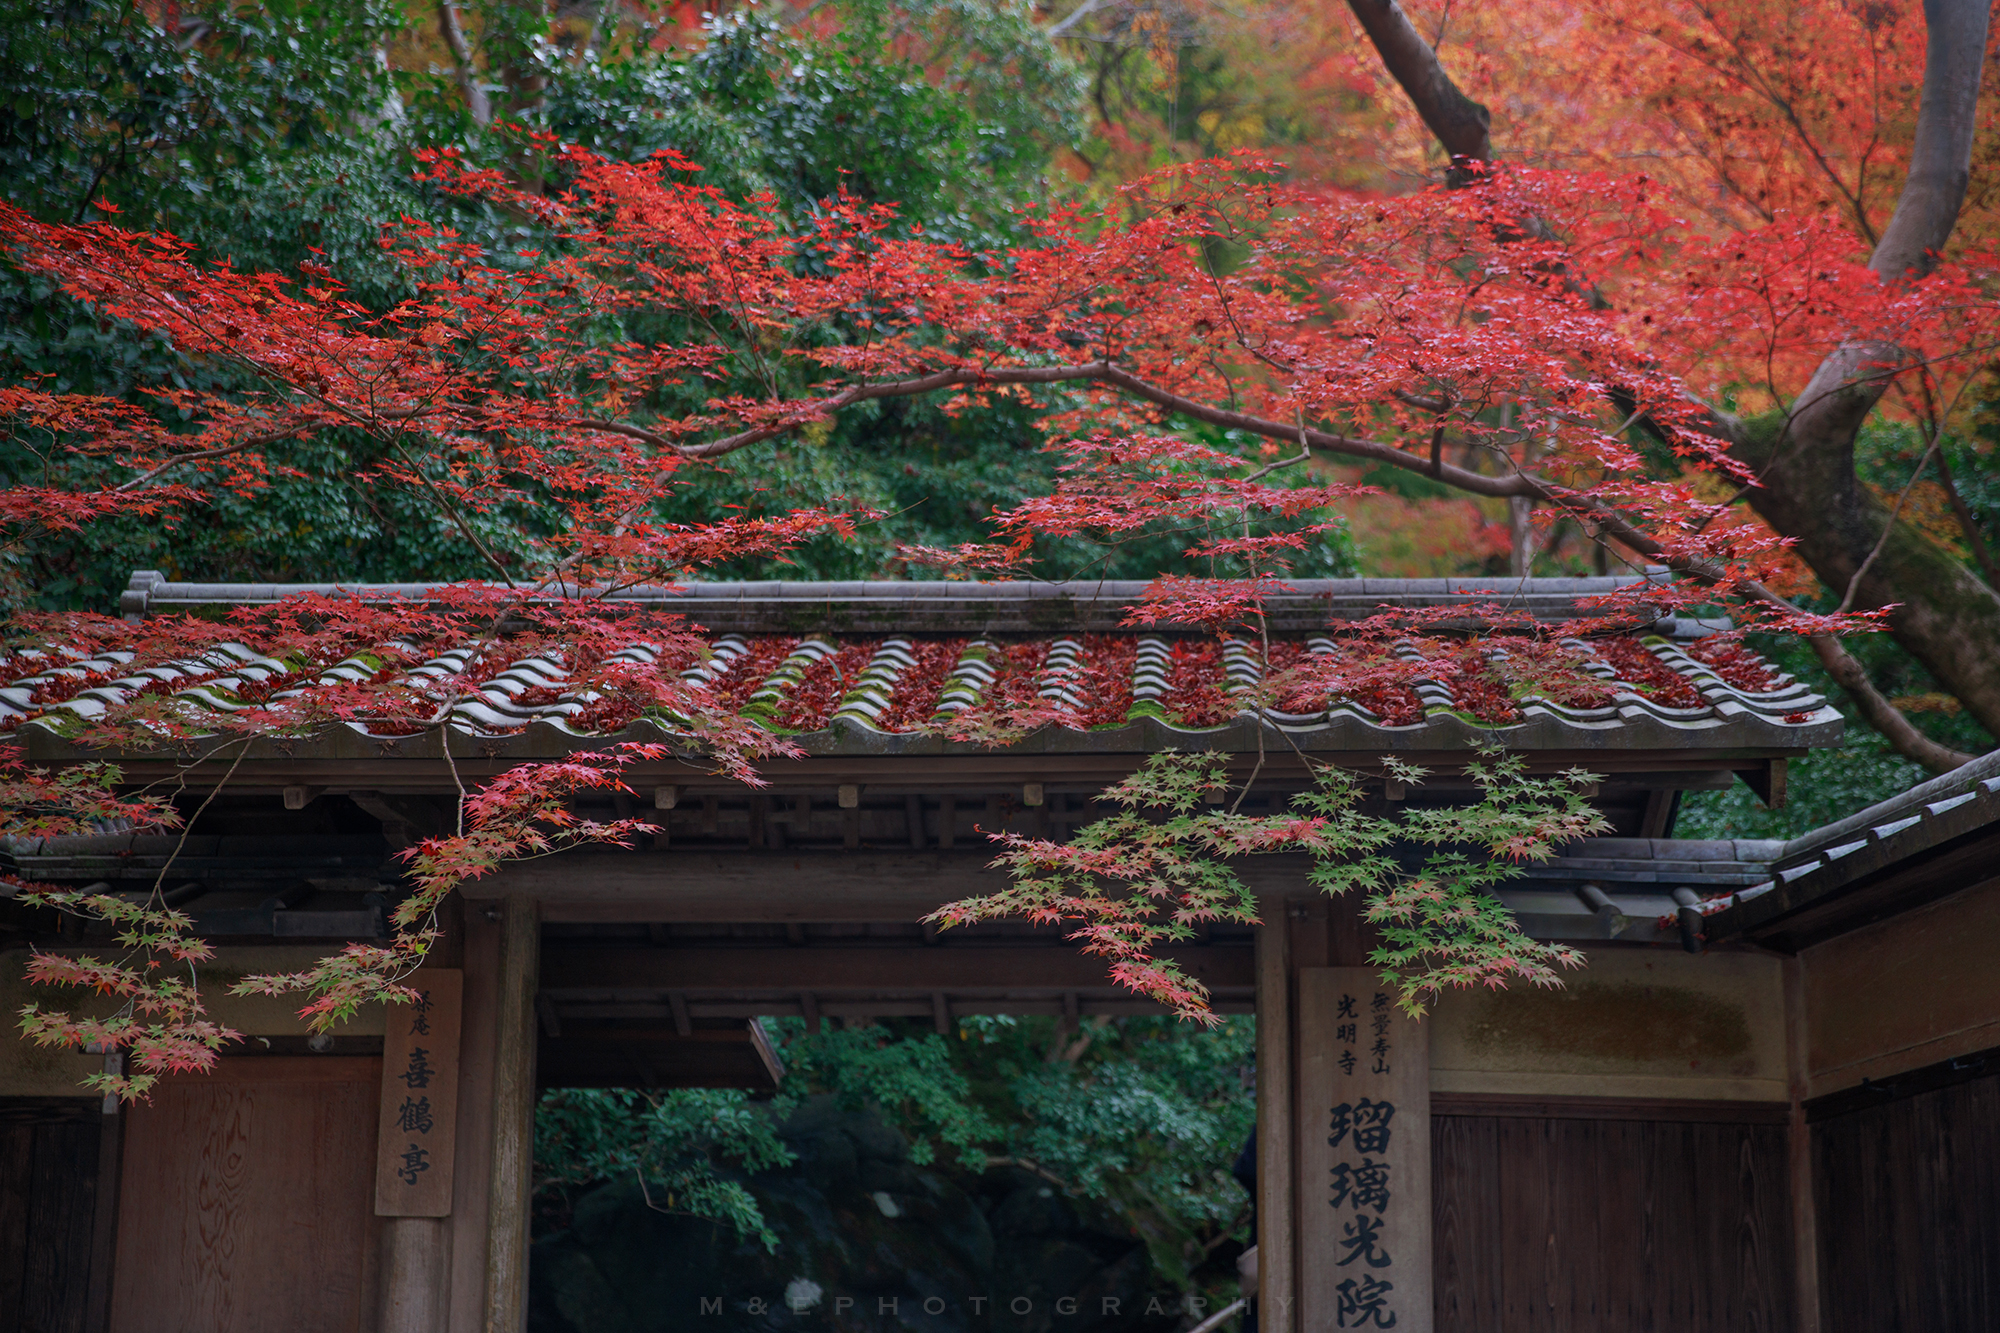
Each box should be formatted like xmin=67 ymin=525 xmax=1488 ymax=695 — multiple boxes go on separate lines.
xmin=668 ymin=992 xmax=691 ymax=1037
xmin=1638 ymin=787 xmax=1679 ymax=839
xmin=466 ymin=850 xmax=1321 ymax=923
xmin=625 ymin=997 xmax=1255 ymax=1018
xmin=1255 ymin=896 xmax=1296 ymax=1333
xmin=1741 ymin=757 xmax=1788 ymax=809
xmin=538 ymin=944 xmax=1253 ymax=992
xmin=93 ymin=748 xmax=1810 ymax=796
xmin=535 ymin=1029 xmax=780 ymax=1091
xmin=483 ymin=895 xmax=539 ymax=1333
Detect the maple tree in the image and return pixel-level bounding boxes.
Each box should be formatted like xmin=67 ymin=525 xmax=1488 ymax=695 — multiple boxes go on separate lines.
xmin=2 ymin=0 xmax=1995 ymax=1092
xmin=1051 ymin=0 xmax=2000 ymax=766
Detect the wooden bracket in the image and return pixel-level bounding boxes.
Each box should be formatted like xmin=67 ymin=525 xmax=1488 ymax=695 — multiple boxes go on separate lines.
xmin=1740 ymin=759 xmax=1789 ymax=810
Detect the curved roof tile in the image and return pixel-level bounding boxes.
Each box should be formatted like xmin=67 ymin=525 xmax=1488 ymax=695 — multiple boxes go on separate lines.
xmin=1 ymin=628 xmax=1840 ymax=758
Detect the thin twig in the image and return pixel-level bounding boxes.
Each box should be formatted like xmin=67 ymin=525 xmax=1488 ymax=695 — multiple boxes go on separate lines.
xmin=1835 ymin=430 xmax=1942 ymax=615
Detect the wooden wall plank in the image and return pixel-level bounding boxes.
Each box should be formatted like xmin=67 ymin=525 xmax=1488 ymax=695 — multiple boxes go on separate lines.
xmin=20 ymin=1115 xmax=98 ymax=1333
xmin=108 ymin=1058 xmax=380 ymax=1333
xmin=1814 ymin=1070 xmax=2000 ymax=1333
xmin=1430 ymin=1115 xmax=1499 ymax=1332
xmin=1431 ymin=1108 xmax=1792 ymax=1333
xmin=1594 ymin=1120 xmax=1644 ymax=1331
xmin=1562 ymin=1119 xmax=1606 ymax=1328
xmin=0 ymin=1115 xmax=34 ymax=1333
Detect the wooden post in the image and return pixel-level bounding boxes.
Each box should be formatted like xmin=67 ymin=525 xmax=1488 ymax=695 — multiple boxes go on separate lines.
xmin=1298 ymin=968 xmax=1432 ymax=1333
xmin=1785 ymin=955 xmax=1823 ymax=1332
xmin=83 ymin=1098 xmax=123 ymax=1333
xmin=448 ymin=900 xmax=498 ymax=1333
xmin=1255 ymin=895 xmax=1297 ymax=1332
xmin=381 ymin=1217 xmax=451 ymax=1332
xmin=484 ymin=894 xmax=540 ymax=1333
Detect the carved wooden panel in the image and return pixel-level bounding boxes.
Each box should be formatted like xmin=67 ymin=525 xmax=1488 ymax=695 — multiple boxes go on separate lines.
xmin=109 ymin=1058 xmax=379 ymax=1333
xmin=1297 ymin=967 xmax=1432 ymax=1333
xmin=375 ymin=969 xmax=461 ymax=1217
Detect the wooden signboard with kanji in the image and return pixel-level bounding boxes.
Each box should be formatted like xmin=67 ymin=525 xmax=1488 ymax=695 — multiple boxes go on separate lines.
xmin=374 ymin=968 xmax=462 ymax=1217
xmin=1297 ymin=967 xmax=1431 ymax=1333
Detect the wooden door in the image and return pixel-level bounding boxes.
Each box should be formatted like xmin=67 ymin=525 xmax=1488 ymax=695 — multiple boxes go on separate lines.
xmin=1813 ymin=1069 xmax=2000 ymax=1333
xmin=1429 ymin=1097 xmax=1795 ymax=1333
xmin=109 ymin=1057 xmax=380 ymax=1333
xmin=0 ymin=1098 xmax=109 ymax=1333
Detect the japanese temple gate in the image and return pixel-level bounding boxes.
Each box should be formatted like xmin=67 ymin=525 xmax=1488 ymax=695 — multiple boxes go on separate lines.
xmin=3 ymin=576 xmax=1997 ymax=1333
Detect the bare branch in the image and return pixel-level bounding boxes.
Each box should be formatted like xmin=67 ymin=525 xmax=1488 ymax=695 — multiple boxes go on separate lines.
xmin=1799 ymin=632 xmax=1974 ymax=774
xmin=1343 ymin=0 xmax=1492 ymax=174
xmin=437 ymin=0 xmax=493 ymax=126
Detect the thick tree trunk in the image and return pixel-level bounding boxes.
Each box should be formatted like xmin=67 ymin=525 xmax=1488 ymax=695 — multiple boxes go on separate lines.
xmin=1733 ymin=417 xmax=2000 ymax=744
xmin=1731 ymin=0 xmax=2000 ymax=744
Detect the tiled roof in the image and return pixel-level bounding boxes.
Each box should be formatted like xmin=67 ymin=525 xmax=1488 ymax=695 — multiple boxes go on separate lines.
xmin=1702 ymin=747 xmax=2000 ymax=946
xmin=4 ymin=576 xmax=1839 ymax=759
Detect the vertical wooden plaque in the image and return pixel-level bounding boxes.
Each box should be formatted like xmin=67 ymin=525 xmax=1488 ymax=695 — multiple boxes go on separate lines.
xmin=375 ymin=969 xmax=462 ymax=1217
xmin=1297 ymin=968 xmax=1430 ymax=1333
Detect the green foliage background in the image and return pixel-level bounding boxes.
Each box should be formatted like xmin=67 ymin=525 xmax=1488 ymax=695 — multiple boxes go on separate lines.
xmin=533 ymin=1014 xmax=1258 ymax=1302
xmin=0 ymin=0 xmax=1354 ymax=610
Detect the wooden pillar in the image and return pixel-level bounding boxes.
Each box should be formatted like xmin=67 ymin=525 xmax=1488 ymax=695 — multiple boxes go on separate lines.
xmin=448 ymin=900 xmax=499 ymax=1333
xmin=484 ymin=893 xmax=540 ymax=1333
xmin=1255 ymin=895 xmax=1297 ymax=1332
xmin=1288 ymin=896 xmax=1330 ymax=1333
xmin=1785 ymin=955 xmax=1823 ymax=1332
xmin=83 ymin=1096 xmax=123 ymax=1333
xmin=381 ymin=1217 xmax=452 ymax=1331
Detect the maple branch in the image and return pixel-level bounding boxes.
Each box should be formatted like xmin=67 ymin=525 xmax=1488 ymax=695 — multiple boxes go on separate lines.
xmin=583 ymin=361 xmax=1548 ymax=505
xmin=677 ymin=364 xmax=1111 ymax=460
xmin=609 ymin=361 xmax=1957 ymax=766
xmin=1796 ymin=628 xmax=1974 ymax=774
xmin=111 ymin=434 xmax=286 ymax=493
xmin=1568 ymin=488 xmax=1976 ymax=775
